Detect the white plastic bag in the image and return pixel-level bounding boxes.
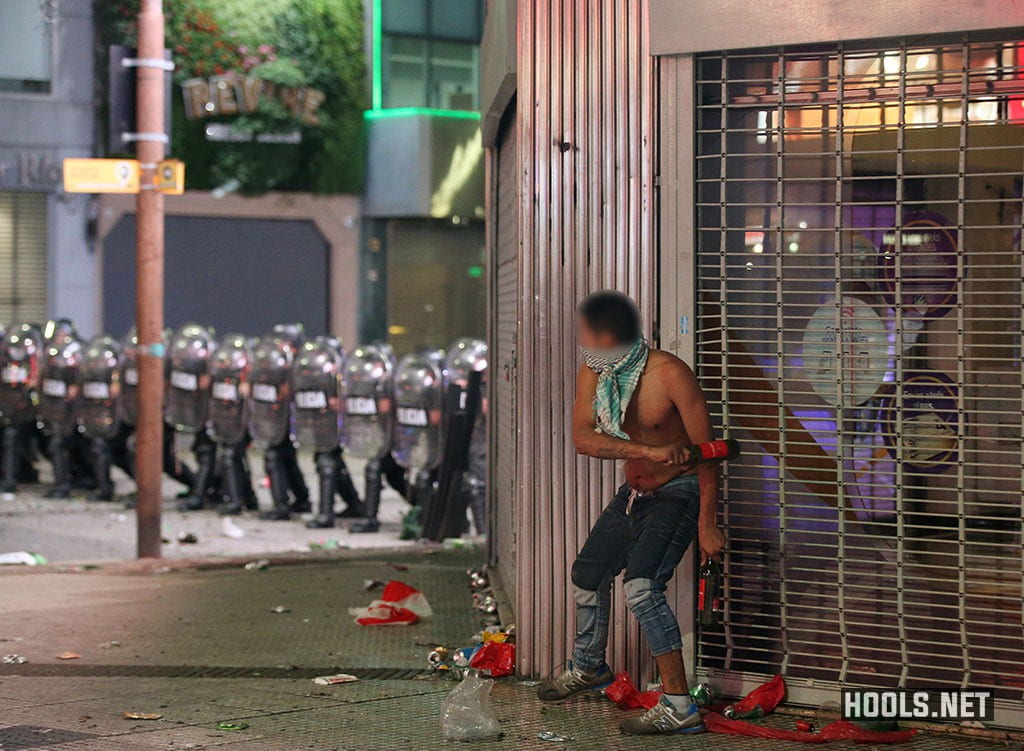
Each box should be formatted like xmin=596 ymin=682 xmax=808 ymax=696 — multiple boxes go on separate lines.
xmin=440 ymin=670 xmax=502 ymax=741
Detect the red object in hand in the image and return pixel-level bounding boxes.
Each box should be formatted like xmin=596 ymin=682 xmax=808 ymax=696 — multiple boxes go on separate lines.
xmin=696 ymin=438 xmax=741 ymax=461
xmin=604 ymin=673 xmax=662 ymax=710
xmin=468 ymin=642 xmax=515 ymax=677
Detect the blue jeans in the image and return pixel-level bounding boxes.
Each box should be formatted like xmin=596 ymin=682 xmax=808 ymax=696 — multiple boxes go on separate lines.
xmin=570 ymin=474 xmax=700 ymax=672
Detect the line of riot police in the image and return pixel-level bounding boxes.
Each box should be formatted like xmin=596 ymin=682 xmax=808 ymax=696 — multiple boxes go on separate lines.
xmin=0 ymin=318 xmax=488 ymax=536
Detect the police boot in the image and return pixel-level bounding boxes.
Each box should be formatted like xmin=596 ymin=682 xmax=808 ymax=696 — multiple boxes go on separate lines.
xmin=411 ymin=468 xmax=436 ymax=509
xmin=45 ymin=436 xmax=72 ymax=499
xmin=237 ymin=449 xmax=258 ymax=511
xmin=381 ymin=453 xmax=408 ymax=496
xmin=258 ymin=445 xmax=292 ymax=520
xmin=88 ymin=438 xmax=115 ymax=502
xmin=336 ymin=452 xmax=365 ymax=518
xmin=281 ymin=440 xmax=311 ymax=514
xmin=466 ymin=474 xmax=487 ymax=536
xmin=306 ymin=450 xmax=337 ymax=528
xmin=348 ymin=458 xmax=383 ymax=533
xmin=1 ymin=425 xmax=18 ymax=498
xmin=177 ymin=435 xmax=215 ymax=511
xmin=218 ymin=445 xmax=247 ymax=516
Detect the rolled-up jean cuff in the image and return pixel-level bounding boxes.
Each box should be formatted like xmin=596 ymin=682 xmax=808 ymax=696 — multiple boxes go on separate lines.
xmin=648 ymin=641 xmax=683 ymax=657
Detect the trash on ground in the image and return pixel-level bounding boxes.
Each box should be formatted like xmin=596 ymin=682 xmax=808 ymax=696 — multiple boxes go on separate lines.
xmin=452 ymin=646 xmax=478 ymax=668
xmin=467 ymin=566 xmax=489 ymax=590
xmin=722 ymin=674 xmax=785 ymax=719
xmin=0 ymin=551 xmax=47 ymax=566
xmin=363 ymin=579 xmax=385 ymax=591
xmin=350 ymin=580 xmax=432 ymax=626
xmin=312 ymin=673 xmax=359 ymax=685
xmin=443 ymin=538 xmax=473 ymax=550
xmin=177 ymin=532 xmax=198 ymax=544
xmin=704 ymin=713 xmax=915 ymax=744
xmin=689 ymin=682 xmax=715 ymax=707
xmin=2 ymin=654 xmax=27 ymax=664
xmin=56 ymin=651 xmax=81 ymax=660
xmin=100 ymin=641 xmax=122 ymax=649
xmin=538 ymin=731 xmax=571 ymax=742
xmin=472 ymin=592 xmax=499 ymax=615
xmin=518 ymin=679 xmax=540 ymax=687
xmin=468 ymin=642 xmax=515 ymax=678
xmin=604 ymin=673 xmax=661 ymax=710
xmin=244 ymin=559 xmax=270 ymax=571
xmin=386 ymin=561 xmax=409 ymax=571
xmin=795 ymin=719 xmax=814 ymax=732
xmin=399 ymin=506 xmax=421 ymax=540
xmin=216 ymin=721 xmax=249 ymax=731
xmin=221 ymin=517 xmax=245 ymax=539
xmin=440 ymin=670 xmax=502 ymax=741
xmin=428 ymin=647 xmax=450 ymax=667
xmin=123 ymin=711 xmax=162 ymax=720
xmin=271 ymin=605 xmax=291 ymax=614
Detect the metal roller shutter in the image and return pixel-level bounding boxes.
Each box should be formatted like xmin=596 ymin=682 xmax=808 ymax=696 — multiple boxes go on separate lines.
xmin=0 ymin=192 xmax=48 ymax=324
xmin=695 ymin=36 xmax=1024 ymax=727
xmin=490 ymin=107 xmax=518 ymax=592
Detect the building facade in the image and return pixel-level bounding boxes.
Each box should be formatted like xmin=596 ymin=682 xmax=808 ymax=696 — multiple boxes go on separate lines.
xmin=0 ymin=0 xmax=96 ymax=334
xmin=482 ymin=0 xmax=1024 ymax=728
xmin=360 ymin=0 xmax=487 ymax=354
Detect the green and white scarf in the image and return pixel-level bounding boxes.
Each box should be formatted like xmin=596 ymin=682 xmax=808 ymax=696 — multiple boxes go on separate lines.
xmin=580 ymin=338 xmax=648 ymax=440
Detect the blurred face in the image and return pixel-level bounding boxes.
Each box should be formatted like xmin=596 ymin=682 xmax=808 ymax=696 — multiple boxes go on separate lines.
xmin=576 ymin=316 xmax=621 ymax=352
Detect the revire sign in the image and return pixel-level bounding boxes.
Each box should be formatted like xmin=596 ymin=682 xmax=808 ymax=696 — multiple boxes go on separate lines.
xmin=181 ymin=74 xmax=325 ymax=126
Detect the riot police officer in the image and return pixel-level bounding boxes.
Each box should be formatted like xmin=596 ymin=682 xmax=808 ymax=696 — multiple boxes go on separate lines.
xmin=444 ymin=338 xmax=488 ymax=534
xmin=78 ymin=335 xmax=125 ymax=501
xmin=208 ymin=333 xmax=256 ymax=515
xmin=0 ymin=324 xmax=43 ymax=499
xmin=292 ymin=336 xmax=363 ymax=528
xmin=391 ymin=350 xmax=445 ymax=515
xmin=38 ymin=322 xmax=83 ymax=498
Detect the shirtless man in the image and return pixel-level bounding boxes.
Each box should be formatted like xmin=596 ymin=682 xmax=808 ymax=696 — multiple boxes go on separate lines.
xmin=536 ymin=291 xmax=727 ymax=736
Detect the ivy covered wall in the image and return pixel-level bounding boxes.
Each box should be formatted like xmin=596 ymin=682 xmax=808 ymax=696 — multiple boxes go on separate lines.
xmin=98 ymin=0 xmax=367 ymax=194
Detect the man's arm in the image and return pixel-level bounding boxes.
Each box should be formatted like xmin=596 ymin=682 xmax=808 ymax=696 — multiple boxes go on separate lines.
xmin=660 ymin=358 xmax=727 ymax=563
xmin=572 ymin=364 xmax=652 ymax=460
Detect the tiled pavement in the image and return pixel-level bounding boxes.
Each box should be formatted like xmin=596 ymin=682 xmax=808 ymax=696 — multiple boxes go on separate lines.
xmin=0 ymin=549 xmax=1015 ymax=750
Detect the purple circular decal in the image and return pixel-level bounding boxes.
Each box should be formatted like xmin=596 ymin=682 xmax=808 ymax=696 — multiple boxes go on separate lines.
xmin=879 ymin=210 xmax=958 ymax=317
xmin=879 ymin=372 xmax=958 ymax=473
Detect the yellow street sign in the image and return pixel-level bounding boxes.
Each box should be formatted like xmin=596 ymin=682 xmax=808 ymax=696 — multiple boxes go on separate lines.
xmin=63 ymin=158 xmax=140 ymax=194
xmin=155 ymin=159 xmax=185 ymax=195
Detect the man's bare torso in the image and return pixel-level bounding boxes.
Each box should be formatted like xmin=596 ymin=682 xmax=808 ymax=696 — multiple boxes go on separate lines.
xmin=622 ymin=350 xmax=693 ymax=491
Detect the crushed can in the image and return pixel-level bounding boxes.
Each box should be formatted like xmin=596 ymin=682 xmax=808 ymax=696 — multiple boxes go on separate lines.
xmin=689 ymin=682 xmax=715 ymax=707
xmin=698 ymin=559 xmax=723 ymax=626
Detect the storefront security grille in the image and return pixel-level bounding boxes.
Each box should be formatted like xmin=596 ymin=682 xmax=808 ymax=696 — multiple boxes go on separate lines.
xmin=0 ymin=192 xmax=48 ymax=324
xmin=695 ymin=35 xmax=1024 ymax=726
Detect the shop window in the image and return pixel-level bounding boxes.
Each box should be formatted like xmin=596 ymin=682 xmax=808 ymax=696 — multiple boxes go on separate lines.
xmin=379 ymin=0 xmax=482 ymax=110
xmin=0 ymin=0 xmax=53 ymax=94
xmin=0 ymin=193 xmax=48 ymax=323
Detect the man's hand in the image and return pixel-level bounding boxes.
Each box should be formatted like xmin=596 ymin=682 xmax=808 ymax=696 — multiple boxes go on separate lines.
xmin=644 ymin=443 xmax=692 ymax=466
xmin=698 ymin=523 xmax=726 ymax=565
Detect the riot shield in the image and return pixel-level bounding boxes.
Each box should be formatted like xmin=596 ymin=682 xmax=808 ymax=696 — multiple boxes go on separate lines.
xmin=247 ymin=335 xmax=293 ymax=448
xmin=165 ymin=324 xmax=214 ymax=433
xmin=341 ymin=344 xmax=394 ymax=460
xmin=391 ymin=352 xmax=443 ymax=471
xmin=291 ymin=337 xmax=343 ymax=452
xmin=118 ymin=328 xmax=140 ymax=426
xmin=0 ymin=324 xmax=43 ymax=426
xmin=38 ymin=334 xmax=83 ymax=439
xmin=208 ymin=333 xmax=251 ymax=447
xmin=78 ymin=335 xmax=123 ymax=441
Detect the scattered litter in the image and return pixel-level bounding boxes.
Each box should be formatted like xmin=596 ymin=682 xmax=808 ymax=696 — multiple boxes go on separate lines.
xmin=244 ymin=559 xmax=270 ymax=571
xmin=312 ymin=673 xmax=359 ymax=686
xmin=400 ymin=506 xmax=421 ymax=540
xmin=216 ymin=721 xmax=249 ymax=731
xmin=538 ymin=731 xmax=571 ymax=742
xmin=221 ymin=518 xmax=245 ymax=539
xmin=363 ymin=579 xmax=385 ymax=591
xmin=56 ymin=651 xmax=81 ymax=660
xmin=469 ymin=642 xmax=515 ymax=678
xmin=722 ymin=674 xmax=785 ymax=719
xmin=0 ymin=551 xmax=47 ymax=566
xmin=271 ymin=606 xmax=291 ymax=614
xmin=350 ymin=580 xmax=432 ymax=626
xmin=795 ymin=719 xmax=814 ymax=732
xmin=443 ymin=538 xmax=473 ymax=550
xmin=309 ymin=538 xmax=340 ymax=551
xmin=519 ymin=680 xmax=540 ymax=687
xmin=472 ymin=592 xmax=499 ymax=615
xmin=177 ymin=532 xmax=198 ymax=544
xmin=689 ymin=682 xmax=715 ymax=707
xmin=604 ymin=673 xmax=661 ymax=710
xmin=452 ymin=646 xmax=477 ymax=668
xmin=386 ymin=561 xmax=409 ymax=571
xmin=2 ymin=654 xmax=27 ymax=664
xmin=428 ymin=647 xmax=450 ymax=667
xmin=100 ymin=641 xmax=122 ymax=649
xmin=441 ymin=670 xmax=502 ymax=741
xmin=467 ymin=566 xmax=489 ymax=589
xmin=123 ymin=712 xmax=162 ymax=720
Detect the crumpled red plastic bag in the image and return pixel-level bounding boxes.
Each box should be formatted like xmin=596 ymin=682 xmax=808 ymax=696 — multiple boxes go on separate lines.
xmin=603 ymin=673 xmax=662 ymax=710
xmin=348 ymin=580 xmax=432 ymax=626
xmin=723 ymin=674 xmax=786 ymax=718
xmin=705 ymin=713 xmax=916 ymax=744
xmin=468 ymin=641 xmax=515 ymax=677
